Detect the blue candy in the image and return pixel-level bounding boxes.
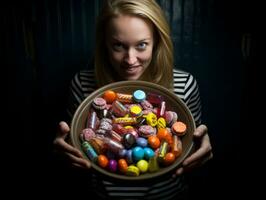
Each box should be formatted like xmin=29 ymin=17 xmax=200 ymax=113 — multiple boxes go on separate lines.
xmin=132 ymin=146 xmax=144 ymax=161
xmin=133 ymin=90 xmax=146 ymax=102
xmin=144 ymin=147 xmax=155 ymax=159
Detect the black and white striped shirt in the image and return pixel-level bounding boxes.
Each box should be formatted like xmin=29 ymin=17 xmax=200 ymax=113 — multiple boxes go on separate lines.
xmin=67 ymin=68 xmax=202 ymax=200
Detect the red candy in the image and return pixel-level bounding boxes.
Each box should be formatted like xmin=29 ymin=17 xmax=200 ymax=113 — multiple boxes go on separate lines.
xmin=80 ymin=89 xmax=188 ymax=177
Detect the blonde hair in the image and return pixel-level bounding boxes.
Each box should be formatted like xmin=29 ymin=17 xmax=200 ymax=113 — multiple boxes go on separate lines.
xmin=95 ymin=0 xmax=174 ymax=89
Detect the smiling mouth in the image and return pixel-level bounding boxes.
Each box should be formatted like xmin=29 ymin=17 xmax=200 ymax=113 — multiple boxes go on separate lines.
xmin=123 ymin=65 xmax=140 ymax=72
xmin=123 ymin=64 xmax=140 ymax=68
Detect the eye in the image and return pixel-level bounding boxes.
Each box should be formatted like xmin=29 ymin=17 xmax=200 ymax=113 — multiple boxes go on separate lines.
xmin=136 ymin=42 xmax=147 ymax=50
xmin=112 ymin=42 xmax=124 ymax=51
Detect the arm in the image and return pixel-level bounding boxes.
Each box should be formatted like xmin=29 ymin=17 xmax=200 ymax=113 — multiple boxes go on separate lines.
xmin=53 ymin=71 xmax=94 ymax=169
xmin=53 ymin=121 xmax=91 ymax=169
xmin=175 ymin=74 xmax=213 ymax=175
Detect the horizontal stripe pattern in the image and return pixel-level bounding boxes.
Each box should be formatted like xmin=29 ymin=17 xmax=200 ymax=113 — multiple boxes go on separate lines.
xmin=67 ymin=68 xmax=202 ymax=199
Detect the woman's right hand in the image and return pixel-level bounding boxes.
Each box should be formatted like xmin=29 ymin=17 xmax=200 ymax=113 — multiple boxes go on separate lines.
xmin=53 ymin=121 xmax=91 ymax=169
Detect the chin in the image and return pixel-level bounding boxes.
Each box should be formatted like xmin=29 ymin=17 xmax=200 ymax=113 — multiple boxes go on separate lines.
xmin=124 ymin=74 xmax=142 ymax=81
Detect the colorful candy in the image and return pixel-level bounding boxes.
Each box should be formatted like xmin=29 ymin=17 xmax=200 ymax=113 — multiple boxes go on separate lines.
xmin=126 ymin=165 xmax=140 ymax=176
xmin=171 ymin=121 xmax=187 ymax=136
xmin=137 ymin=160 xmax=149 ymax=173
xmin=147 ymin=135 xmax=160 ymax=149
xmin=103 ymin=90 xmax=117 ymax=103
xmin=79 ymin=89 xmax=188 ymax=177
xmin=98 ymin=154 xmax=109 ymax=168
xmin=133 ymin=90 xmax=146 ymax=102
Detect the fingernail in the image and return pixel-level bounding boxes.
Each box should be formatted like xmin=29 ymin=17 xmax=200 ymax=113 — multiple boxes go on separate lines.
xmin=176 ymin=168 xmax=183 ymax=175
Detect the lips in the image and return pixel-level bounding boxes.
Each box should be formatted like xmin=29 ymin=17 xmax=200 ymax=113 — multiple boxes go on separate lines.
xmin=122 ymin=65 xmax=141 ymax=74
xmin=122 ymin=65 xmax=140 ymax=69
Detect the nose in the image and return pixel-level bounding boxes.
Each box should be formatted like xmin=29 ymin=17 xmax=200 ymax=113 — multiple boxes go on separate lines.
xmin=124 ymin=49 xmax=137 ymax=65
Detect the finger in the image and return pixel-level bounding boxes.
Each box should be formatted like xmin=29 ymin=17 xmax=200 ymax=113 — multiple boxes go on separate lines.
xmin=183 ymin=151 xmax=213 ymax=172
xmin=194 ymin=124 xmax=208 ymax=137
xmin=72 ymin=163 xmax=89 ymax=169
xmin=183 ymin=134 xmax=212 ymax=166
xmin=54 ymin=138 xmax=83 ymax=158
xmin=176 ymin=167 xmax=184 ymax=175
xmin=57 ymin=121 xmax=70 ymax=139
xmin=172 ymin=167 xmax=184 ymax=178
xmin=66 ymin=152 xmax=91 ymax=169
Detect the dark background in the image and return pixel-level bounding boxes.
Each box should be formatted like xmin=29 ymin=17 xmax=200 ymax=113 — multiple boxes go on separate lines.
xmin=5 ymin=0 xmax=257 ymax=199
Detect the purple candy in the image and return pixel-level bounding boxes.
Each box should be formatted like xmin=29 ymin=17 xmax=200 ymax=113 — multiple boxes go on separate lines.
xmin=118 ymin=149 xmax=127 ymax=158
xmin=136 ymin=137 xmax=148 ymax=147
xmin=108 ymin=159 xmax=117 ymax=172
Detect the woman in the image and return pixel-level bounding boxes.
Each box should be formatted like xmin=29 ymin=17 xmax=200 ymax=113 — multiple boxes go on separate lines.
xmin=54 ymin=0 xmax=213 ymax=199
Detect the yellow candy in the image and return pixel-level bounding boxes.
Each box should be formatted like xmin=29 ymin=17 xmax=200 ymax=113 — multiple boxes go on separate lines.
xmin=129 ymin=105 xmax=143 ymax=117
xmin=113 ymin=117 xmax=137 ymax=125
xmin=126 ymin=165 xmax=140 ymax=176
xmin=145 ymin=112 xmax=157 ymax=127
xmin=124 ymin=126 xmax=134 ymax=129
xmin=148 ymin=156 xmax=160 ymax=173
xmin=136 ymin=160 xmax=149 ymax=173
xmin=157 ymin=117 xmax=166 ymax=129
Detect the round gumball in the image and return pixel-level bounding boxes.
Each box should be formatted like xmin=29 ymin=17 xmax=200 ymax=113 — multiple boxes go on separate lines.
xmin=143 ymin=147 xmax=155 ymax=159
xmin=98 ymin=154 xmax=109 ymax=168
xmin=108 ymin=159 xmax=118 ymax=172
xmin=132 ymin=146 xmax=144 ymax=161
xmin=118 ymin=159 xmax=128 ymax=173
xmin=136 ymin=160 xmax=149 ymax=173
xmin=118 ymin=149 xmax=127 ymax=158
xmin=123 ymin=133 xmax=136 ymax=149
xmin=147 ymin=135 xmax=160 ymax=149
xmin=103 ymin=90 xmax=117 ymax=103
xmin=164 ymin=152 xmax=176 ymax=165
xmin=156 ymin=128 xmax=169 ymax=141
xmin=136 ymin=137 xmax=148 ymax=147
xmin=126 ymin=149 xmax=133 ymax=164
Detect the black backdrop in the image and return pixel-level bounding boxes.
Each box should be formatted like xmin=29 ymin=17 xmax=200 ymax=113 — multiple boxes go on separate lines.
xmin=6 ymin=0 xmax=257 ymax=199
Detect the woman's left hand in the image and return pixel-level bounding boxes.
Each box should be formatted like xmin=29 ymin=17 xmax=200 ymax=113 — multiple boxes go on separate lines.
xmin=175 ymin=124 xmax=213 ymax=176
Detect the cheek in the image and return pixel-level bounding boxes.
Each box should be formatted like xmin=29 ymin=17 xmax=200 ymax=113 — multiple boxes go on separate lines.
xmin=109 ymin=51 xmax=124 ymax=65
xmin=140 ymin=50 xmax=153 ymax=63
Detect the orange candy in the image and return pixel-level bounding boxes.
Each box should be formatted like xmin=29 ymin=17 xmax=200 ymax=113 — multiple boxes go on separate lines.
xmin=98 ymin=154 xmax=109 ymax=168
xmin=171 ymin=121 xmax=187 ymax=136
xmin=171 ymin=135 xmax=182 ymax=157
xmin=156 ymin=128 xmax=169 ymax=140
xmin=164 ymin=152 xmax=176 ymax=165
xmin=103 ymin=90 xmax=117 ymax=103
xmin=156 ymin=128 xmax=173 ymax=144
xmin=147 ymin=135 xmax=160 ymax=149
xmin=118 ymin=159 xmax=128 ymax=173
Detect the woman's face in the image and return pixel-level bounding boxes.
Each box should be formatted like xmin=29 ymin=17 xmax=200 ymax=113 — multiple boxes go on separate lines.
xmin=106 ymin=15 xmax=154 ymax=80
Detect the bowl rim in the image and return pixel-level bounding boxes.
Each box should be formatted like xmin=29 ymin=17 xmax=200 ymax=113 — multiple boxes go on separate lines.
xmin=70 ymin=80 xmax=196 ymax=181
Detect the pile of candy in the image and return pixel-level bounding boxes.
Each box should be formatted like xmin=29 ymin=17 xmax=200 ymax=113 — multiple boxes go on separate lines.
xmin=79 ymin=89 xmax=187 ymax=176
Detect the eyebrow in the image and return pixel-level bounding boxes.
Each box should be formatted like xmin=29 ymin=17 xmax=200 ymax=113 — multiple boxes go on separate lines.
xmin=111 ymin=37 xmax=151 ymax=43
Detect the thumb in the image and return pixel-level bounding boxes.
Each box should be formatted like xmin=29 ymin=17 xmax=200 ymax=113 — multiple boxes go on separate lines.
xmin=57 ymin=121 xmax=70 ymax=139
xmin=194 ymin=124 xmax=208 ymax=137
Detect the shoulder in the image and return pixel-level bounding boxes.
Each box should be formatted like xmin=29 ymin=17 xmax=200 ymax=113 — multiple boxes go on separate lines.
xmin=173 ymin=68 xmax=202 ymax=125
xmin=173 ymin=68 xmax=196 ymax=86
xmin=173 ymin=68 xmax=193 ymax=80
xmin=72 ymin=69 xmax=96 ymax=85
xmin=73 ymin=69 xmax=95 ymax=82
xmin=173 ymin=68 xmax=198 ymax=88
xmin=70 ymin=69 xmax=97 ymax=97
xmin=172 ymin=68 xmax=201 ymax=107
